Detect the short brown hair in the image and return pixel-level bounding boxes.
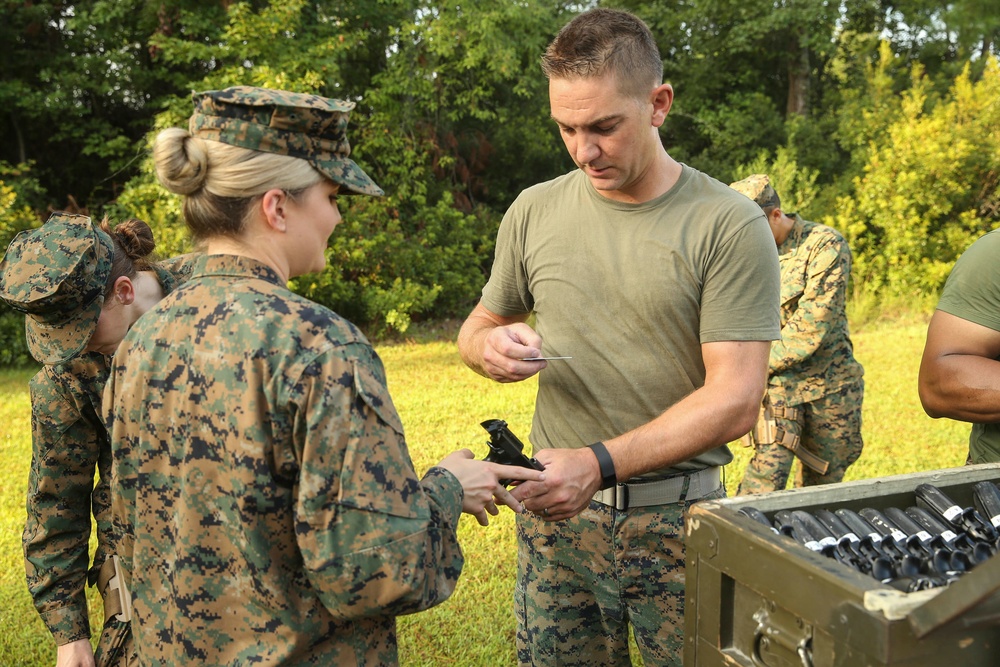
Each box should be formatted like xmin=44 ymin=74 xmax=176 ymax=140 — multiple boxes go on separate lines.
xmin=541 ymin=8 xmax=663 ymax=99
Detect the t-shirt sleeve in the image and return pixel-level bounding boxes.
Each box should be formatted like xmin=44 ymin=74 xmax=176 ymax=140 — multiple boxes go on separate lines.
xmin=936 ymin=231 xmax=1000 ymax=333
xmin=480 ymin=199 xmax=534 ymax=317
xmin=700 ymin=210 xmax=782 ymax=343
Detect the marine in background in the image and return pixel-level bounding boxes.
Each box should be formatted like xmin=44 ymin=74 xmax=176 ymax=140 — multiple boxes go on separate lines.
xmin=730 ymin=174 xmax=865 ymax=494
xmin=0 ymin=213 xmax=195 ymax=667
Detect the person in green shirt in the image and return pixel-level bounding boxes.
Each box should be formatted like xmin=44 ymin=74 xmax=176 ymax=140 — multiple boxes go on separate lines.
xmin=457 ymin=9 xmax=780 ymax=666
xmin=919 ymin=228 xmax=1000 ymax=464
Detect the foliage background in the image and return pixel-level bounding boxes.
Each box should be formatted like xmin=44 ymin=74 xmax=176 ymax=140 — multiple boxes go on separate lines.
xmin=2 ymin=0 xmax=999 ymax=350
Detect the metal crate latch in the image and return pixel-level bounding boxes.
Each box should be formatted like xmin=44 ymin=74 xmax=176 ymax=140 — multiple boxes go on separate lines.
xmin=752 ymin=602 xmax=814 ymax=667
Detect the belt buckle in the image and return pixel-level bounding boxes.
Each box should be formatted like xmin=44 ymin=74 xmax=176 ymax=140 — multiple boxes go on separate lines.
xmin=614 ymin=483 xmax=629 ymax=511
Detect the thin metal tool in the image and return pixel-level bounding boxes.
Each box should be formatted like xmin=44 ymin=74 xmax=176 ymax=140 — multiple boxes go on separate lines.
xmin=521 ymin=356 xmax=572 ymax=361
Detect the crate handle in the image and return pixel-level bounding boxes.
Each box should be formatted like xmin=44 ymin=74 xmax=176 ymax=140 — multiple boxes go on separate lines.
xmin=752 ymin=615 xmax=814 ymax=667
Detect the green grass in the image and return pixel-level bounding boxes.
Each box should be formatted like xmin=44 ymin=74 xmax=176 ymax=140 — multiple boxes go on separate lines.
xmin=0 ymin=316 xmax=972 ymax=665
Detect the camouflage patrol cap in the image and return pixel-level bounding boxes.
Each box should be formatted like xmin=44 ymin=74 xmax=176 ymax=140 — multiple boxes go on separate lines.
xmin=730 ymin=174 xmax=780 ymax=210
xmin=0 ymin=213 xmax=112 ymax=364
xmin=189 ymin=86 xmax=384 ymax=196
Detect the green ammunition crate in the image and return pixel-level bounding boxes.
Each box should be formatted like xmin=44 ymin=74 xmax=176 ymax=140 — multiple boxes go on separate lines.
xmin=684 ymin=463 xmax=1000 ymax=666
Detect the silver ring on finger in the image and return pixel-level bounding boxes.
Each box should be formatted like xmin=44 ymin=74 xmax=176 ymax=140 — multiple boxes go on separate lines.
xmin=542 ymin=508 xmax=549 ymax=517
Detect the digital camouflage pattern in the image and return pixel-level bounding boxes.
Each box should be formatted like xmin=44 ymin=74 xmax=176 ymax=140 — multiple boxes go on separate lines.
xmin=105 ymin=254 xmax=464 ymax=666
xmin=190 ymin=86 xmax=384 ymax=197
xmin=738 ymin=215 xmax=865 ymax=494
xmin=729 ymin=174 xmax=780 ymax=211
xmin=766 ymin=216 xmax=863 ymax=405
xmin=22 ymin=255 xmax=195 ymax=660
xmin=515 ymin=488 xmax=726 ymax=667
xmin=738 ymin=381 xmax=864 ymax=493
xmin=0 ymin=212 xmax=113 ymax=364
xmin=26 ymin=355 xmax=112 ymax=645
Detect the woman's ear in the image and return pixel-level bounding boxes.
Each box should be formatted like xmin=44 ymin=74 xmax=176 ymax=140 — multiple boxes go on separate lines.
xmin=113 ymin=276 xmax=136 ymax=306
xmin=260 ymin=188 xmax=288 ymax=232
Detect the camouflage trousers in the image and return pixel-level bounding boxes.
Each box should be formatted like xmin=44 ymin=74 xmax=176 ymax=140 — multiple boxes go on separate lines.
xmin=93 ymin=618 xmax=135 ymax=667
xmin=515 ymin=486 xmax=726 ymax=667
xmin=738 ymin=380 xmax=864 ymax=495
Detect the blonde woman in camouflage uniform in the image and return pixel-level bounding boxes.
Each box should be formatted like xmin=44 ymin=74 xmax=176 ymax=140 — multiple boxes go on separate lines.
xmin=0 ymin=213 xmax=196 ymax=667
xmin=730 ymin=175 xmax=865 ymax=494
xmin=103 ymin=86 xmax=544 ymax=665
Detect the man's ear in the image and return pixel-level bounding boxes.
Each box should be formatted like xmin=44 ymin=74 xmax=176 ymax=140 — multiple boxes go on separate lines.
xmin=260 ymin=188 xmax=288 ymax=232
xmin=113 ymin=276 xmax=136 ymax=306
xmin=651 ymin=83 xmax=674 ymax=127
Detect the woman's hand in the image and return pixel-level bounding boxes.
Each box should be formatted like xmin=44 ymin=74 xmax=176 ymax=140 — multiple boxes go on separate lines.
xmin=436 ymin=449 xmax=546 ymax=526
xmin=55 ymin=638 xmax=95 ymax=667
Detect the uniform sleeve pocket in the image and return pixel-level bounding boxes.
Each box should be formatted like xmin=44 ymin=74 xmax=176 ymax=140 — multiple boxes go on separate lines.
xmin=354 ymin=361 xmax=405 ymax=435
xmin=333 ymin=361 xmax=426 ymax=520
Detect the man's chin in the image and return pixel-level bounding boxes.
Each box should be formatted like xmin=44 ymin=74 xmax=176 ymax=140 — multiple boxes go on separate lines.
xmin=583 ymin=170 xmax=619 ymax=190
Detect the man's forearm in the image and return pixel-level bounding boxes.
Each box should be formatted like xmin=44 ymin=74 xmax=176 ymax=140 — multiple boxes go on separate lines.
xmin=609 ymin=383 xmax=760 ymax=480
xmin=457 ymin=303 xmax=533 ymax=382
xmin=456 ymin=314 xmax=493 ymax=378
xmin=919 ymin=310 xmax=1000 ymax=423
xmin=607 ymin=340 xmax=769 ymax=479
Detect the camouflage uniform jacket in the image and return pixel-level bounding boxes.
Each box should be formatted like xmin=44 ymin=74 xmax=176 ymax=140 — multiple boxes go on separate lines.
xmin=768 ymin=215 xmax=864 ymax=405
xmin=23 ymin=257 xmax=196 ymax=644
xmin=105 ymin=254 xmax=465 ymax=666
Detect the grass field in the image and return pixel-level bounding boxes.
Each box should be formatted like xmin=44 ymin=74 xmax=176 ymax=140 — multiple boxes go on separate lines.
xmin=0 ymin=316 xmax=972 ymax=666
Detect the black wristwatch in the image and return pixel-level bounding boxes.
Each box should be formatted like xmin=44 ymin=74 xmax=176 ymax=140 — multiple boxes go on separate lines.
xmin=588 ymin=441 xmax=617 ymax=490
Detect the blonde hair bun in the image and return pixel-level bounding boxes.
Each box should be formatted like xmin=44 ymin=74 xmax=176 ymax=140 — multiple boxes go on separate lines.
xmin=154 ymin=127 xmax=211 ymax=196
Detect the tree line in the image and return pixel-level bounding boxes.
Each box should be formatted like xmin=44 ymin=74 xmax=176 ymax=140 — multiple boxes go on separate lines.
xmin=1 ymin=0 xmax=998 ymax=364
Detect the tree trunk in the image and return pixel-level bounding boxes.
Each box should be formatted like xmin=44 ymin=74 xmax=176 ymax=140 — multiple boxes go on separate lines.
xmin=9 ymin=111 xmax=26 ymax=164
xmin=787 ymin=35 xmax=810 ymax=117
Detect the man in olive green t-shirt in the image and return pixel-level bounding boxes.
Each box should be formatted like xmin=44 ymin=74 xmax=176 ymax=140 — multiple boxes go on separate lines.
xmin=456 ymin=8 xmax=780 ymax=667
xmin=919 ymin=228 xmax=1000 ymax=463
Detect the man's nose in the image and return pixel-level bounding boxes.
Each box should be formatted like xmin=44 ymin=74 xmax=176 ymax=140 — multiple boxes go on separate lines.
xmin=575 ymin=134 xmax=600 ymax=165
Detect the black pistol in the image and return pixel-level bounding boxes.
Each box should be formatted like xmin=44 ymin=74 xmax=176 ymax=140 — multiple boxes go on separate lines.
xmin=480 ymin=419 xmax=545 ymax=486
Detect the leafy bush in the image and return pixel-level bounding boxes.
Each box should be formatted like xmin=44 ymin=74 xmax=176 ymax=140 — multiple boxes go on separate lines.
xmin=292 ymin=191 xmax=498 ymax=338
xmin=105 ymin=165 xmax=194 ymax=261
xmin=0 ymin=164 xmax=44 ymax=366
xmin=830 ymin=56 xmax=1000 ymax=300
xmin=733 ymin=146 xmax=820 ymax=218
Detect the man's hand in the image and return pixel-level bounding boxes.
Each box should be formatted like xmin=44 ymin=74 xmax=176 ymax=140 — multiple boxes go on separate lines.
xmin=510 ymin=448 xmax=603 ymax=521
xmin=478 ymin=323 xmax=549 ymax=382
xmin=436 ymin=449 xmax=547 ymax=526
xmin=457 ymin=303 xmax=548 ymax=383
xmin=55 ymin=638 xmax=95 ymax=667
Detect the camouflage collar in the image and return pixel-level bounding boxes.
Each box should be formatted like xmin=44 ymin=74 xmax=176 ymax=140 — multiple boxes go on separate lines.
xmin=191 ymin=254 xmax=285 ymax=286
